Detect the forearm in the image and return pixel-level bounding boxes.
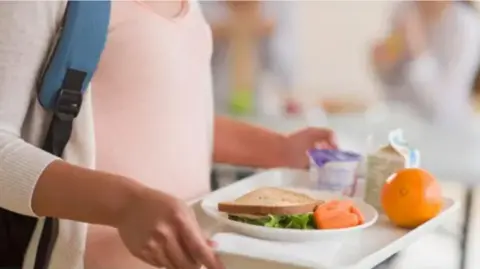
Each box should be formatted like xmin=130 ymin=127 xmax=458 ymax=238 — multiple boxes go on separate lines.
xmin=32 ymin=160 xmax=143 ymax=227
xmin=213 ymin=116 xmax=288 ymax=168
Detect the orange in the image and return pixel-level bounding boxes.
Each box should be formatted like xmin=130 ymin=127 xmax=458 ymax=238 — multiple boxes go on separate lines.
xmin=381 ymin=168 xmax=443 ymax=229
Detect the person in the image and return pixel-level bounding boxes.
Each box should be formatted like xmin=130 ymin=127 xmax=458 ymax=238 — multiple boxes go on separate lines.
xmin=371 ymin=0 xmax=480 ymax=125
xmin=0 ymin=1 xmax=337 ymax=269
xmin=201 ymin=0 xmax=296 ymax=114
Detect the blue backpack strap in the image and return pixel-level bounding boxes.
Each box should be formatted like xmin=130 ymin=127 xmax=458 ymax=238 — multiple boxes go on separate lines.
xmin=38 ymin=1 xmax=110 ymax=110
xmin=34 ymin=2 xmax=110 ymax=269
xmin=39 ymin=0 xmax=110 ymax=157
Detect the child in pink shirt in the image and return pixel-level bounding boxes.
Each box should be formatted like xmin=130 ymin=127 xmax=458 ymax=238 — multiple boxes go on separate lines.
xmin=88 ymin=0 xmax=336 ymax=268
xmin=92 ymin=0 xmax=213 ymax=201
xmin=0 ymin=1 xmax=335 ymax=269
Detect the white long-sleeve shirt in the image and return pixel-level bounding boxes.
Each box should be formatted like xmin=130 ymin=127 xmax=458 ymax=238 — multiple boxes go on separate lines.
xmin=0 ymin=2 xmax=93 ymax=269
xmin=378 ymin=2 xmax=480 ymax=125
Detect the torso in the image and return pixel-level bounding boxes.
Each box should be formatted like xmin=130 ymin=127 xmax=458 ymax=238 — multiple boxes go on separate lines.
xmin=92 ymin=0 xmax=213 ymax=200
xmin=86 ymin=1 xmax=213 ymax=268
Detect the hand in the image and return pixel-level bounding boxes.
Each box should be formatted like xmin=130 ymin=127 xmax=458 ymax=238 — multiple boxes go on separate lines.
xmin=116 ymin=187 xmax=223 ymax=269
xmin=284 ymin=128 xmax=338 ymax=169
xmin=398 ymin=9 xmax=427 ymax=59
xmin=371 ymin=32 xmax=405 ymax=72
xmin=372 ymin=9 xmax=427 ymax=72
xmin=371 ymin=41 xmax=399 ymax=72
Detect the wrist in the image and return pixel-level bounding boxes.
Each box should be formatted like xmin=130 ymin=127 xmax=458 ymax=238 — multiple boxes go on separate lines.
xmin=253 ymin=132 xmax=290 ymax=168
xmin=276 ymin=134 xmax=291 ymax=168
xmin=109 ymin=177 xmax=146 ymax=228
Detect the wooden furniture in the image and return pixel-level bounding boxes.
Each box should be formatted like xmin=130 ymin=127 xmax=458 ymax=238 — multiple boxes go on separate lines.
xmin=320 ymin=96 xmax=371 ymax=114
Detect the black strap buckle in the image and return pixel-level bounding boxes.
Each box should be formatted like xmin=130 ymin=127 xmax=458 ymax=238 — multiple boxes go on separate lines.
xmin=35 ymin=69 xmax=87 ymax=269
xmin=53 ymin=88 xmax=83 ymax=121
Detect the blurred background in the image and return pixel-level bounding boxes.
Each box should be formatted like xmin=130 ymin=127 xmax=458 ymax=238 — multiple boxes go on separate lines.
xmin=200 ymin=1 xmax=480 ymax=269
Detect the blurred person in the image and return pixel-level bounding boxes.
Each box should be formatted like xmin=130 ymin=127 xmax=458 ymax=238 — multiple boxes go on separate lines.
xmin=0 ymin=1 xmax=338 ymax=269
xmin=371 ymin=1 xmax=480 ymax=125
xmin=201 ymin=0 xmax=296 ymax=114
xmin=472 ymin=63 xmax=480 ymax=110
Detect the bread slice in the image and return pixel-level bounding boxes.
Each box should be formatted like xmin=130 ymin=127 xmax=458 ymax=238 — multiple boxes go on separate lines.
xmin=218 ymin=187 xmax=323 ymax=216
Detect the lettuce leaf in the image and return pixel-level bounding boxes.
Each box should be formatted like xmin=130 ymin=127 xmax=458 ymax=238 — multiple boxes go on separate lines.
xmin=228 ymin=214 xmax=316 ymax=230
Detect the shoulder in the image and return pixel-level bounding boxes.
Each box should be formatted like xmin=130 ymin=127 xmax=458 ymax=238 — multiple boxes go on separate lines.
xmin=387 ymin=1 xmax=414 ymax=26
xmin=453 ymin=3 xmax=480 ymax=22
xmin=450 ymin=4 xmax=480 ymax=41
xmin=0 ymin=1 xmax=67 ymax=42
xmin=0 ymin=1 xmax=67 ymax=24
xmin=0 ymin=1 xmax=68 ymax=106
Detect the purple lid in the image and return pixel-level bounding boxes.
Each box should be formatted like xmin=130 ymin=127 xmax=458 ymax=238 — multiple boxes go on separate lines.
xmin=307 ymin=149 xmax=361 ymax=167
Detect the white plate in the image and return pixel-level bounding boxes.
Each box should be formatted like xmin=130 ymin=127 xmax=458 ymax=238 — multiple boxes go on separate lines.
xmin=201 ymin=187 xmax=378 ymax=242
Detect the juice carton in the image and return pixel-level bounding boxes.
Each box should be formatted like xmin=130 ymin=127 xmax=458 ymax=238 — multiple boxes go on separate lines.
xmin=364 ymin=129 xmax=420 ymax=212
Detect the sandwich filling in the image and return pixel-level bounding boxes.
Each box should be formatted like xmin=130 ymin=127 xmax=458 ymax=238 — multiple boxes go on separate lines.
xmin=228 ymin=213 xmax=316 ymax=229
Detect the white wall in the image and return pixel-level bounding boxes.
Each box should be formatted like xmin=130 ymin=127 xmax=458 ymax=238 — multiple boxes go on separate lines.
xmin=292 ymin=1 xmax=393 ymax=101
xmin=292 ymin=1 xmax=480 ymax=101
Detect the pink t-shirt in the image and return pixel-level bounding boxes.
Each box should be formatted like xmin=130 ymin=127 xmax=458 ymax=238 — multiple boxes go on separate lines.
xmin=92 ymin=0 xmax=213 ymax=201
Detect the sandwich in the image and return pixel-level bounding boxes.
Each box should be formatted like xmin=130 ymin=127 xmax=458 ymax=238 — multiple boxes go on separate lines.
xmin=218 ymin=187 xmax=324 ymax=230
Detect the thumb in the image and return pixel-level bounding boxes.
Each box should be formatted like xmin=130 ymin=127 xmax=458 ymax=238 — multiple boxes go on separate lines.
xmin=314 ymin=142 xmax=329 ymax=149
xmin=207 ymin=239 xmax=217 ymax=248
xmin=321 ymin=130 xmax=338 ymax=149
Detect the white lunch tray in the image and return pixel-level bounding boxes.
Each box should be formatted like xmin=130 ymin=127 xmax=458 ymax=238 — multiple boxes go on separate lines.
xmin=190 ymin=169 xmax=460 ymax=269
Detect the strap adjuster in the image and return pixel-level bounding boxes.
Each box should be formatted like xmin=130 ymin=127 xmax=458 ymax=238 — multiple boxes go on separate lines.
xmin=53 ymin=88 xmax=82 ymax=121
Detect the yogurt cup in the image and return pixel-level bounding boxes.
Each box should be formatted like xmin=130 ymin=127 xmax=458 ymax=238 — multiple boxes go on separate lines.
xmin=308 ymin=149 xmax=361 ymax=197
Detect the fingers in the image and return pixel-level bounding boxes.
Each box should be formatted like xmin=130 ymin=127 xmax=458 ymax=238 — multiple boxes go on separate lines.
xmin=328 ymin=133 xmax=339 ymax=149
xmin=164 ymin=234 xmax=199 ymax=269
xmin=151 ymin=250 xmax=175 ymax=269
xmin=207 ymin=239 xmax=217 ymax=248
xmin=141 ymin=239 xmax=175 ymax=269
xmin=323 ymin=129 xmax=338 ymax=148
xmin=179 ymin=219 xmax=223 ymax=269
xmin=149 ymin=228 xmax=200 ymax=269
xmin=310 ymin=128 xmax=338 ymax=149
xmin=186 ymin=236 xmax=222 ymax=269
